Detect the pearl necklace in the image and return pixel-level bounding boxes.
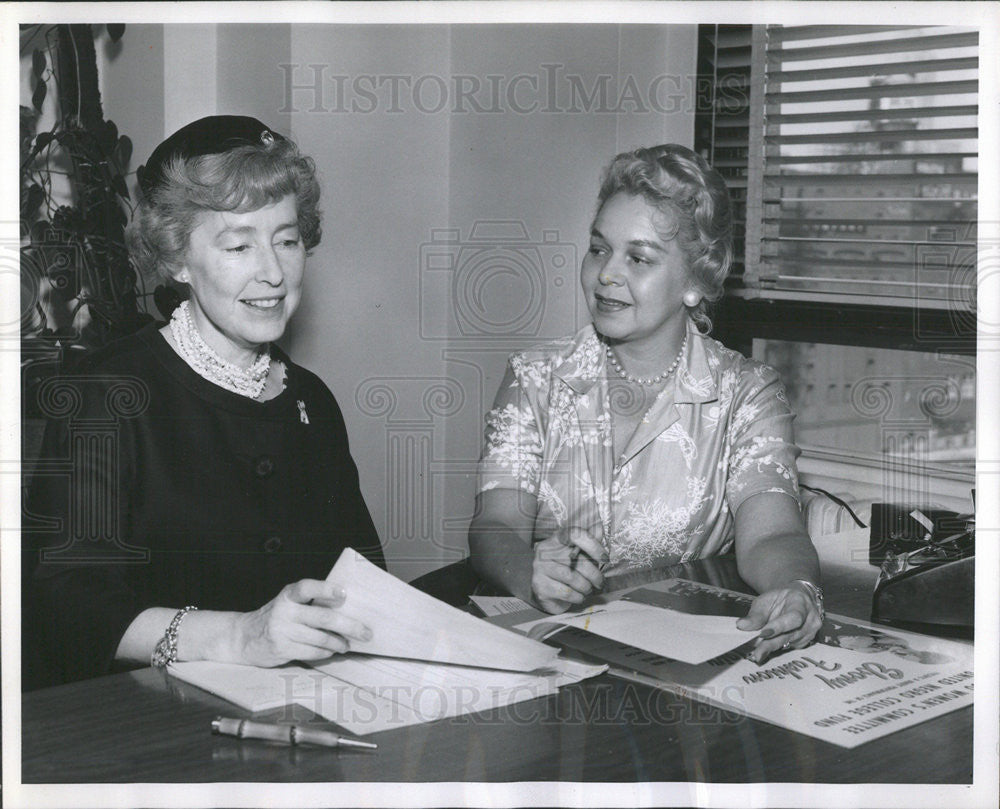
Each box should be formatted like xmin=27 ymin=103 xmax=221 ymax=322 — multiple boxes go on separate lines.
xmin=606 ymin=333 xmax=688 ymax=386
xmin=169 ymin=300 xmax=271 ymax=399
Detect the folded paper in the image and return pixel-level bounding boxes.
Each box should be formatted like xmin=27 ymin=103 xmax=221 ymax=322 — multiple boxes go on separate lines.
xmin=325 ymin=548 xmax=558 ymax=671
xmin=515 ymin=600 xmax=753 ymax=664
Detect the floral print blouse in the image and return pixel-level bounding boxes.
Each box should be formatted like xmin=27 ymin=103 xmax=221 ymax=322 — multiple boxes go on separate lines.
xmin=476 ymin=319 xmax=801 ymax=576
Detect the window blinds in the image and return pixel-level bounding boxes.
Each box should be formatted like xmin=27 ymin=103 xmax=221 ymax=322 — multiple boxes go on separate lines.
xmin=696 ymin=24 xmax=753 ymax=280
xmin=743 ymin=25 xmax=979 ymax=308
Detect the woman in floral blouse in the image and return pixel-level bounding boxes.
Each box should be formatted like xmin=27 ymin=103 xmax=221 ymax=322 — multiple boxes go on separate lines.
xmin=469 ymin=145 xmax=823 ymax=663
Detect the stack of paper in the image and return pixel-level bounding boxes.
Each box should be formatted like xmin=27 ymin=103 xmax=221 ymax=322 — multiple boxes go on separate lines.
xmin=168 ymin=550 xmax=606 ymax=734
xmin=309 ymin=654 xmax=604 ymax=734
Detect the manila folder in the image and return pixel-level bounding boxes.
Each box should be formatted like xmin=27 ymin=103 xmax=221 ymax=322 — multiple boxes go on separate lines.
xmin=325 ymin=549 xmax=558 ymax=672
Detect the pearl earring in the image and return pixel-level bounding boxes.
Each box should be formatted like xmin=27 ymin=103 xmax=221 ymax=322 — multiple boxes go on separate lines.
xmin=683 ymin=291 xmax=701 ymax=307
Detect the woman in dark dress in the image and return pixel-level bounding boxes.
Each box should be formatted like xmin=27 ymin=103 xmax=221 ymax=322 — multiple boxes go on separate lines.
xmin=23 ymin=116 xmax=385 ymax=689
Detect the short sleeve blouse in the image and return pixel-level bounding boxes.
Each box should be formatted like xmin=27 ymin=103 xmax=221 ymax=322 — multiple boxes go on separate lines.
xmin=476 ymin=319 xmax=801 ymax=575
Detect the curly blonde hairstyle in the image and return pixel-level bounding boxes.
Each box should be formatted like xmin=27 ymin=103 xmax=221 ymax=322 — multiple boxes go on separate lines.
xmin=597 ymin=144 xmax=733 ymax=333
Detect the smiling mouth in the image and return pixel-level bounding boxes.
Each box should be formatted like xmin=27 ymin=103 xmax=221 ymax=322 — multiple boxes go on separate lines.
xmin=595 ymin=293 xmax=631 ymax=309
xmin=241 ymin=297 xmax=283 ymax=310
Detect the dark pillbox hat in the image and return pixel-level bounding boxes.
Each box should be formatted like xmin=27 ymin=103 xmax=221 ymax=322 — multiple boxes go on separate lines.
xmin=136 ymin=115 xmax=286 ymax=198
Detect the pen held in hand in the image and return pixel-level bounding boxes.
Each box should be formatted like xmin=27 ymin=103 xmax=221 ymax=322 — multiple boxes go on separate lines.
xmin=568 ymin=542 xmax=608 ymax=572
xmin=211 ymin=717 xmax=377 ymax=750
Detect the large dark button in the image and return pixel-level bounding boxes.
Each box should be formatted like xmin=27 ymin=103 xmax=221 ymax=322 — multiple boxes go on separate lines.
xmin=263 ymin=536 xmax=283 ymax=553
xmin=254 ymin=455 xmax=275 ymax=478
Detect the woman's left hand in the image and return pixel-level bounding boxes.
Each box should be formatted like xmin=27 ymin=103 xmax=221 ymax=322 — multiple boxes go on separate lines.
xmin=736 ymin=582 xmax=824 ymax=664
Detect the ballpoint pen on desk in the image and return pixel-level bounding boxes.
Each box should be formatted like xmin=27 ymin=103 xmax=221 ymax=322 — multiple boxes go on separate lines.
xmin=211 ymin=717 xmax=377 ymax=750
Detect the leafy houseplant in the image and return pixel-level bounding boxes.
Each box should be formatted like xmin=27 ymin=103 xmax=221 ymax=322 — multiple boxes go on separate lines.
xmin=20 ymin=23 xmax=167 ymax=433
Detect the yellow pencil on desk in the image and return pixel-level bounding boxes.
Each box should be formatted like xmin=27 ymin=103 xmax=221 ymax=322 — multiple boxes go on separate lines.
xmin=211 ymin=717 xmax=377 ymax=750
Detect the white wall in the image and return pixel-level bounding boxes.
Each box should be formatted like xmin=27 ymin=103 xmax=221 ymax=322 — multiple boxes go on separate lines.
xmin=279 ymin=25 xmax=697 ymax=579
xmin=95 ymin=24 xmax=698 ymax=579
xmin=430 ymin=25 xmax=697 ymax=580
xmin=99 ymin=25 xmax=166 ymax=202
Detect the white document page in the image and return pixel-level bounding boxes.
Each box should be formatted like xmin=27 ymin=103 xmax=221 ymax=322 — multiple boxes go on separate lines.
xmin=168 ymin=656 xmax=607 ymax=737
xmin=313 ymin=656 xmax=553 ymax=723
xmin=469 ymin=594 xmax=536 ymax=617
xmin=169 ymin=660 xmax=431 ymax=734
xmin=515 ymin=600 xmax=753 ymax=665
xmin=325 ymin=549 xmax=558 ymax=671
xmin=307 ymin=653 xmax=606 ymax=734
xmin=168 ymin=661 xmax=325 ymax=712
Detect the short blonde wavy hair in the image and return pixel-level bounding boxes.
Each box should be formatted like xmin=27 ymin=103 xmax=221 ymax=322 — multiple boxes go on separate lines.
xmin=597 ymin=144 xmax=733 ymax=333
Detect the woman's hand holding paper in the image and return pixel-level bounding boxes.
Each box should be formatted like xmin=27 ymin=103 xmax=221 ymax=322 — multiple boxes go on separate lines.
xmin=229 ymin=579 xmax=373 ymax=666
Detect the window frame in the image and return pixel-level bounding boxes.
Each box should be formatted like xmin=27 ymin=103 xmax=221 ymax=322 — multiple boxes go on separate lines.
xmin=696 ymin=23 xmax=978 ymax=507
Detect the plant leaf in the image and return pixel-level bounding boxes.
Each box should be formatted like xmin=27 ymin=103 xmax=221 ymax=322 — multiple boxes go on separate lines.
xmin=31 ymin=80 xmax=47 ymax=113
xmin=114 ymin=135 xmax=133 ymax=171
xmin=107 ymin=24 xmax=125 ymax=43
xmin=35 ymin=131 xmax=53 ymax=152
xmin=111 ymin=174 xmax=129 ymax=201
xmin=24 ymin=184 xmax=45 ymax=217
xmin=32 ymin=48 xmax=46 ymax=78
xmin=30 ymin=220 xmax=52 ymax=245
xmin=98 ymin=120 xmax=118 ymax=156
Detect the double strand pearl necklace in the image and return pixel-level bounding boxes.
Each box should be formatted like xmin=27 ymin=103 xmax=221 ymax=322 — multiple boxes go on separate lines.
xmin=169 ymin=300 xmax=271 ymax=399
xmin=606 ymin=333 xmax=688 ymax=386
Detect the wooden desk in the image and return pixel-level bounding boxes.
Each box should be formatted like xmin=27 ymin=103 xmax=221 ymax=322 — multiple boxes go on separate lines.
xmin=20 ymin=554 xmax=973 ymax=784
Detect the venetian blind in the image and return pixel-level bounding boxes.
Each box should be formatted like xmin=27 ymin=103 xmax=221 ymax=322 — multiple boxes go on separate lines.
xmin=695 ymin=24 xmax=753 ymax=281
xmin=744 ymin=25 xmax=979 ymax=309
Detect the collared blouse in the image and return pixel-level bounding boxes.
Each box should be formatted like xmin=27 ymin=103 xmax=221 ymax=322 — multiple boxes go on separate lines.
xmin=476 ymin=319 xmax=801 ymax=576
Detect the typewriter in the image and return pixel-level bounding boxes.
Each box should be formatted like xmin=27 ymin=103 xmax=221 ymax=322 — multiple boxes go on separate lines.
xmin=869 ymin=503 xmax=975 ymax=639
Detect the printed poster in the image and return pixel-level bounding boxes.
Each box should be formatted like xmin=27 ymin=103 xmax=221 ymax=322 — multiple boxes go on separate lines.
xmin=525 ymin=578 xmax=974 ymax=749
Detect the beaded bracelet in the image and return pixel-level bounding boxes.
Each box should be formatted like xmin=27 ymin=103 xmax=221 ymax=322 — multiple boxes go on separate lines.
xmin=790 ymin=579 xmax=825 ymax=621
xmin=151 ymin=605 xmax=198 ymax=669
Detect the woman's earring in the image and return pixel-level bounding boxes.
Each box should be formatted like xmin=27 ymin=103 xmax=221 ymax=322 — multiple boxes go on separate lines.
xmin=683 ymin=291 xmax=701 ymax=307
xmin=179 ymin=273 xmax=190 ymax=284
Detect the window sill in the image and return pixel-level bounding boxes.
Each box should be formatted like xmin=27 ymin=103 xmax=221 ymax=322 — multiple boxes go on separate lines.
xmin=798 ymin=446 xmax=975 ymax=516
